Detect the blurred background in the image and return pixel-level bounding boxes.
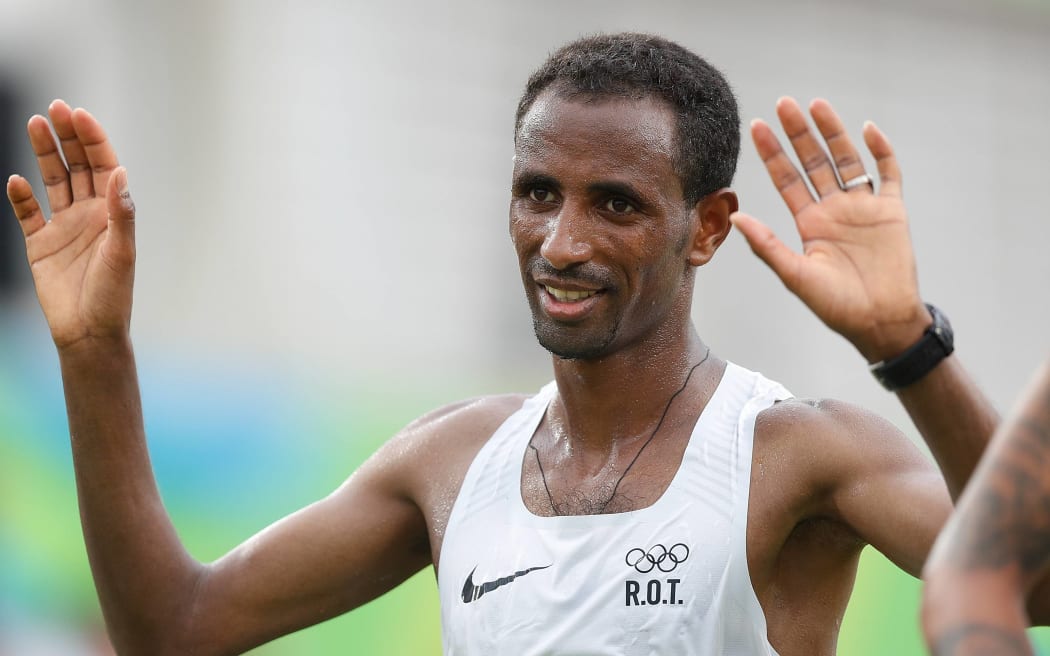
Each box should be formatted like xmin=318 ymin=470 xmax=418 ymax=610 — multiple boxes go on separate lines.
xmin=1 ymin=0 xmax=1048 ymax=653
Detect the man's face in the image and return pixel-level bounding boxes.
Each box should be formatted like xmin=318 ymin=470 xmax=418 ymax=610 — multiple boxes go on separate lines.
xmin=510 ymin=90 xmax=695 ymax=360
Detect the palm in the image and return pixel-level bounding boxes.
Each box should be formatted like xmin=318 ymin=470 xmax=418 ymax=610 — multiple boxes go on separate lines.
xmin=6 ymin=101 xmax=135 ymax=349
xmin=30 ymin=199 xmax=128 ymax=342
xmin=791 ymin=193 xmax=915 ymax=329
xmin=733 ymin=98 xmax=925 ymax=362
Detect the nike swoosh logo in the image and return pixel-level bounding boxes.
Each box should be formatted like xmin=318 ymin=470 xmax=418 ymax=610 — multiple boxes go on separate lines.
xmin=461 ymin=564 xmax=552 ymax=603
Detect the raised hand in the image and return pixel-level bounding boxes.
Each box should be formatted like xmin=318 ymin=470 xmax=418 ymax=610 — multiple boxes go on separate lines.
xmin=5 ymin=100 xmax=136 ymax=349
xmin=731 ymin=97 xmax=929 ymax=363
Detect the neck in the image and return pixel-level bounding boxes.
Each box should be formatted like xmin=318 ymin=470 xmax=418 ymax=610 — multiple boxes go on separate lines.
xmin=548 ymin=324 xmax=712 ymax=452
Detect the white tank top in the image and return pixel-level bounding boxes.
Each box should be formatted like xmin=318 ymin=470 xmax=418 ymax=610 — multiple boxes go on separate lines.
xmin=438 ymin=362 xmax=791 ymax=656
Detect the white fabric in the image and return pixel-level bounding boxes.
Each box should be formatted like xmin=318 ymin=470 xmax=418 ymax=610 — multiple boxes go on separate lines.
xmin=438 ymin=362 xmax=791 ymax=655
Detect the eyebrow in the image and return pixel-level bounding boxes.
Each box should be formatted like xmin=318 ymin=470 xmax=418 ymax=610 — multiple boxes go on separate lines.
xmin=511 ymin=170 xmax=652 ymax=209
xmin=512 ymin=172 xmax=642 ymax=197
xmin=587 ymin=180 xmax=643 ymax=202
xmin=511 ymin=172 xmax=560 ymax=193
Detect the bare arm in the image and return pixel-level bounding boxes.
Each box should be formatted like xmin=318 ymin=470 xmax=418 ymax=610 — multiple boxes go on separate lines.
xmin=732 ymin=97 xmax=997 ymax=500
xmin=59 ymin=339 xmax=434 ymax=654
xmin=6 ymin=102 xmax=432 ymax=654
xmin=759 ymin=398 xmax=952 ymax=578
xmin=921 ymin=360 xmax=1050 ymax=655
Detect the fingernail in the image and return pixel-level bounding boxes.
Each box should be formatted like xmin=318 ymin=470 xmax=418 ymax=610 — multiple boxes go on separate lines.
xmin=118 ymin=168 xmax=129 ymax=195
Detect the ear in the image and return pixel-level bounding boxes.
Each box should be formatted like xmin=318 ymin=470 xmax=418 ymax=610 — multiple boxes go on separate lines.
xmin=686 ymin=188 xmax=737 ymax=267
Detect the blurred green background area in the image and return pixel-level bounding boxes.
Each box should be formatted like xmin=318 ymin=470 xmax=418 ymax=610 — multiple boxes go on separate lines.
xmin=3 ymin=324 xmax=1050 ymax=655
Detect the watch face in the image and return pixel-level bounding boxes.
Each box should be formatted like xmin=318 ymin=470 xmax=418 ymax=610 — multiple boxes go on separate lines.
xmin=926 ymin=303 xmax=954 ymax=350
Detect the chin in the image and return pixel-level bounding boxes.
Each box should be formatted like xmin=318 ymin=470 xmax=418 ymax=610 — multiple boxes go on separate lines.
xmin=533 ymin=321 xmax=618 ymax=361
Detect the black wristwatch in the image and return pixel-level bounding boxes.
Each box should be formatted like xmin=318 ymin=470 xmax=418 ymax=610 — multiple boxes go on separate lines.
xmin=869 ymin=303 xmax=954 ymax=391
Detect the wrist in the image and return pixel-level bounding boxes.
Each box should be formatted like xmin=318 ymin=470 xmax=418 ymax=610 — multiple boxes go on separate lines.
xmin=57 ymin=332 xmax=134 ymax=363
xmin=853 ymin=302 xmax=932 ymax=364
xmin=869 ymin=303 xmax=954 ymax=391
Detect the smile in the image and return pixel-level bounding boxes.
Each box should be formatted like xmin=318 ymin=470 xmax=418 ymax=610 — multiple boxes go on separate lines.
xmin=544 ymin=285 xmax=598 ymax=302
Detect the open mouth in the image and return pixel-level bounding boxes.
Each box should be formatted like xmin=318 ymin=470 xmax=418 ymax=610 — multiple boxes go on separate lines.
xmin=537 ymin=283 xmax=604 ymax=321
xmin=543 ymin=285 xmax=598 ymax=302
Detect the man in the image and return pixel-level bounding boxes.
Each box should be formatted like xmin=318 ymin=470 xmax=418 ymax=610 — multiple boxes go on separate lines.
xmin=5 ymin=33 xmax=996 ymax=655
xmin=922 ymin=359 xmax=1050 ymax=655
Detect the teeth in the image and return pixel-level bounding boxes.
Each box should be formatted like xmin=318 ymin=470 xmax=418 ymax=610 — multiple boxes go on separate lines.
xmin=545 ymin=285 xmax=597 ymax=302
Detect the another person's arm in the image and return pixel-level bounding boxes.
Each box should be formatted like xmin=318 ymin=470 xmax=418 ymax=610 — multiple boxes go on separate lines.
xmin=6 ymin=101 xmax=433 ymax=655
xmin=922 ymin=360 xmax=1050 ymax=655
xmin=732 ymin=97 xmax=997 ymax=500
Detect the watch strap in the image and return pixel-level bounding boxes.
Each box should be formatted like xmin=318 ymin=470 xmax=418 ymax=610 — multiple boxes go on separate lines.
xmin=870 ymin=303 xmax=955 ymax=391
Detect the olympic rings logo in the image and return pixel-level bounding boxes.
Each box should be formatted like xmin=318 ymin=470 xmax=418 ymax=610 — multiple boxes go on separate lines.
xmin=624 ymin=543 xmax=690 ymax=573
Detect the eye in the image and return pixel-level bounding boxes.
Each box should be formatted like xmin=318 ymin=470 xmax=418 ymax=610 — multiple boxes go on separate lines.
xmin=529 ymin=187 xmax=556 ymax=203
xmin=604 ymin=197 xmax=635 ymax=215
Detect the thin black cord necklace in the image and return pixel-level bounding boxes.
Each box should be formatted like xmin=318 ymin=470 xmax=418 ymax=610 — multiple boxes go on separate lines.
xmin=530 ymin=347 xmax=711 ymax=516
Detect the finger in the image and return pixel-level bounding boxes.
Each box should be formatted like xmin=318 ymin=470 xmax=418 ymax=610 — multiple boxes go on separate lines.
xmin=6 ymin=174 xmax=47 ymax=237
xmin=809 ymin=98 xmax=871 ymax=194
xmin=730 ymin=212 xmax=803 ymax=295
xmin=71 ymin=107 xmax=120 ymax=195
xmin=775 ymin=96 xmax=840 ymax=198
xmin=863 ymin=121 xmax=902 ymax=198
xmin=27 ymin=113 xmax=72 ymax=213
xmin=751 ymin=118 xmax=816 ymax=217
xmin=48 ymin=100 xmax=94 ymax=200
xmin=103 ymin=167 xmax=136 ymax=264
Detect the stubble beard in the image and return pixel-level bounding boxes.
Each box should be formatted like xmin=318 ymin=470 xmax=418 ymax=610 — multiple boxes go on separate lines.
xmin=523 ymin=259 xmax=623 ymax=360
xmin=531 ymin=312 xmax=622 ymax=361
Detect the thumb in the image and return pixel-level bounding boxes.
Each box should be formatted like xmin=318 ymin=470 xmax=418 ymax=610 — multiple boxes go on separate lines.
xmin=106 ymin=166 xmax=135 ymax=238
xmin=104 ymin=167 xmax=136 ymax=264
xmin=729 ymin=212 xmax=801 ymax=294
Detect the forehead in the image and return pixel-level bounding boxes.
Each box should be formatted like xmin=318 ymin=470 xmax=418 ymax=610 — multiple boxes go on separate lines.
xmin=514 ymin=90 xmax=681 ymax=196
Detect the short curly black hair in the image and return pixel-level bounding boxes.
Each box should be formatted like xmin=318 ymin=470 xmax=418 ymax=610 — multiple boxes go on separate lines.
xmin=515 ymin=33 xmax=740 ymax=206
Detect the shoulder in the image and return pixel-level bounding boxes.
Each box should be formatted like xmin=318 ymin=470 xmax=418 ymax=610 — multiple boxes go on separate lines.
xmin=752 ymin=396 xmax=937 ymax=507
xmin=394 ymin=392 xmax=533 ymax=456
xmin=755 ymin=396 xmax=908 ymax=451
xmin=377 ymin=391 xmax=532 ymax=465
xmin=390 ymin=393 xmax=537 ymax=553
xmin=749 ymin=396 xmax=948 ymax=563
xmin=361 ymin=392 xmax=534 ymax=507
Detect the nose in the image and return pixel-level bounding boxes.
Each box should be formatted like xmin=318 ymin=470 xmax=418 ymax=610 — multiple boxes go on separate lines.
xmin=539 ymin=205 xmax=594 ymax=270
